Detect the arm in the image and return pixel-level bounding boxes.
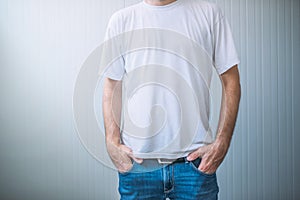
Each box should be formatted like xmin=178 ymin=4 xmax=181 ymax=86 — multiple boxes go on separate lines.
xmin=103 ymin=77 xmax=122 ymax=145
xmin=102 ymin=78 xmax=142 ymax=173
xmin=187 ymin=65 xmax=241 ymax=174
xmin=216 ymin=65 xmax=241 ymax=143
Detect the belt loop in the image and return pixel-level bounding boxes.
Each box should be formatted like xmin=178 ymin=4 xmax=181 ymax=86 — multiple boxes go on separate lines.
xmin=157 ymin=158 xmax=174 ymax=164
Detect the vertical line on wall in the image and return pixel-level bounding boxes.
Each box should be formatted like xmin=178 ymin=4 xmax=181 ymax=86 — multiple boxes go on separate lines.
xmin=260 ymin=0 xmax=264 ymax=197
xmin=291 ymin=0 xmax=295 ymax=199
xmin=271 ymin=0 xmax=275 ymax=198
xmin=284 ymin=0 xmax=292 ymax=198
xmin=282 ymin=0 xmax=286 ymax=197
xmin=283 ymin=0 xmax=288 ymax=198
xmin=270 ymin=0 xmax=274 ymax=196
xmin=285 ymin=2 xmax=290 ymax=194
xmin=260 ymin=0 xmax=265 ymax=197
xmin=239 ymin=0 xmax=246 ymax=198
xmin=224 ymin=0 xmax=229 ymax=198
xmin=228 ymin=0 xmax=232 ymax=199
xmin=285 ymin=4 xmax=290 ymax=197
xmin=230 ymin=0 xmax=234 ymax=198
xmin=276 ymin=0 xmax=281 ymax=197
xmin=254 ymin=0 xmax=259 ymax=197
xmin=267 ymin=0 xmax=273 ymax=199
xmin=238 ymin=0 xmax=244 ymax=198
xmin=245 ymin=0 xmax=250 ymax=199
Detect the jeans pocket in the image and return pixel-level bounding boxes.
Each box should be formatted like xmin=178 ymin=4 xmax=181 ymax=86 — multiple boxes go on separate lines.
xmin=118 ymin=161 xmax=136 ymax=175
xmin=189 ymin=158 xmax=216 ymax=177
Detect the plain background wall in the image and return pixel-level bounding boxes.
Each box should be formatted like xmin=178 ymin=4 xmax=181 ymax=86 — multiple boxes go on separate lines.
xmin=0 ymin=0 xmax=299 ymax=199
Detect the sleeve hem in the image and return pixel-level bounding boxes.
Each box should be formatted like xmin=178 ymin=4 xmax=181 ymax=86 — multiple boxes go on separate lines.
xmin=102 ymin=73 xmax=124 ymax=80
xmin=215 ymin=58 xmax=240 ymax=75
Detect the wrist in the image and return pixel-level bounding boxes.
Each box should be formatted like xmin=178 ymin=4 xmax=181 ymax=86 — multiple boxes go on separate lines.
xmin=106 ymin=135 xmax=121 ymax=146
xmin=215 ymin=133 xmax=232 ymax=146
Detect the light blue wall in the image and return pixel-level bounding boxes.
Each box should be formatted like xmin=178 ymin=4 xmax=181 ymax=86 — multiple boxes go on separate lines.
xmin=0 ymin=0 xmax=299 ymax=199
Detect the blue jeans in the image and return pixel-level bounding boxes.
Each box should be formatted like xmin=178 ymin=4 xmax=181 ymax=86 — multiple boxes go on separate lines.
xmin=118 ymin=157 xmax=219 ymax=200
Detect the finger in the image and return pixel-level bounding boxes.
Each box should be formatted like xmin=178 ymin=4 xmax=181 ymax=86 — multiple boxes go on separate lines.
xmin=119 ymin=159 xmax=133 ymax=172
xmin=199 ymin=156 xmax=213 ymax=172
xmin=119 ymin=145 xmax=144 ymax=164
xmin=130 ymin=156 xmax=144 ymax=164
xmin=187 ymin=145 xmax=210 ymax=161
xmin=119 ymin=145 xmax=133 ymax=154
xmin=125 ymin=149 xmax=143 ymax=164
xmin=110 ymin=146 xmax=132 ymax=165
xmin=187 ymin=150 xmax=200 ymax=161
xmin=199 ymin=156 xmax=208 ymax=171
xmin=112 ymin=153 xmax=131 ymax=166
xmin=197 ymin=145 xmax=210 ymax=157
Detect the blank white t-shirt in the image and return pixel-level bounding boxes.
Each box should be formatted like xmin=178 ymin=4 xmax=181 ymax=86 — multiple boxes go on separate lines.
xmin=100 ymin=0 xmax=240 ymax=159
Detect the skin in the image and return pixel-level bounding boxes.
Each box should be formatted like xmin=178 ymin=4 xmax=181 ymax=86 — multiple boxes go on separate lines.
xmin=103 ymin=0 xmax=241 ymax=174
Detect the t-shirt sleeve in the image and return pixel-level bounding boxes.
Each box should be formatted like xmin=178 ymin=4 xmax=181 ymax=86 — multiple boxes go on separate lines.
xmin=98 ymin=12 xmax=125 ymax=80
xmin=212 ymin=7 xmax=240 ymax=75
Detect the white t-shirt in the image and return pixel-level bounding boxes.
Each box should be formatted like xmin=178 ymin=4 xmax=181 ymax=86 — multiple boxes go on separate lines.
xmin=100 ymin=0 xmax=240 ymax=159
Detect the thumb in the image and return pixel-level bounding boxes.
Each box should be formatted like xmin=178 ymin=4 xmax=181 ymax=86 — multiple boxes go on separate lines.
xmin=131 ymin=156 xmax=144 ymax=164
xmin=120 ymin=144 xmax=133 ymax=154
xmin=187 ymin=146 xmax=208 ymax=161
xmin=123 ymin=146 xmax=143 ymax=164
xmin=187 ymin=150 xmax=200 ymax=161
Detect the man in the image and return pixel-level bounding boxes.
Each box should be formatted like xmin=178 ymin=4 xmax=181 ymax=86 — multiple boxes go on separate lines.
xmin=102 ymin=0 xmax=241 ymax=199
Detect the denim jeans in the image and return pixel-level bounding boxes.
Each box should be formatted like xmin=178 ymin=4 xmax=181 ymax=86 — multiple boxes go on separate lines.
xmin=118 ymin=157 xmax=219 ymax=200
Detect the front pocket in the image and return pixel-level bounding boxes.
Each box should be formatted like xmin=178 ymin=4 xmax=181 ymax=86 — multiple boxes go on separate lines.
xmin=118 ymin=161 xmax=136 ymax=175
xmin=189 ymin=158 xmax=216 ymax=177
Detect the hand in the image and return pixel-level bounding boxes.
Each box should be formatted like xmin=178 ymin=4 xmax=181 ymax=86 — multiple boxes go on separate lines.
xmin=187 ymin=138 xmax=230 ymax=174
xmin=106 ymin=141 xmax=143 ymax=173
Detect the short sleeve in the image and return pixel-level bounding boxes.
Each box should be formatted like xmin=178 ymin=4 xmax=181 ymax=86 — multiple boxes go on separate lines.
xmin=99 ymin=12 xmax=125 ymax=80
xmin=212 ymin=8 xmax=240 ymax=75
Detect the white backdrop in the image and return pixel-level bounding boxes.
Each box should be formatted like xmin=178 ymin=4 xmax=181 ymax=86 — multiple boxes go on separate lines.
xmin=0 ymin=0 xmax=299 ymax=199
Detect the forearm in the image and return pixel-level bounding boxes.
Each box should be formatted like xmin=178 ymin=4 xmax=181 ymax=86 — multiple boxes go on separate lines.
xmin=216 ymin=66 xmax=241 ymax=144
xmin=102 ymin=78 xmax=122 ymax=145
xmin=187 ymin=66 xmax=241 ymax=172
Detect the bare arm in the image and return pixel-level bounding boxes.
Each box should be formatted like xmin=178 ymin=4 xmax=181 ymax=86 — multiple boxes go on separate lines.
xmin=187 ymin=65 xmax=241 ymax=174
xmin=102 ymin=78 xmax=122 ymax=144
xmin=102 ymin=78 xmax=142 ymax=173
xmin=216 ymin=65 xmax=241 ymax=143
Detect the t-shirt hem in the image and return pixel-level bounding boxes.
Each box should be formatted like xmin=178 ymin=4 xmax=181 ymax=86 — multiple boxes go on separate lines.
xmin=131 ymin=144 xmax=210 ymax=159
xmin=132 ymin=152 xmax=191 ymax=159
